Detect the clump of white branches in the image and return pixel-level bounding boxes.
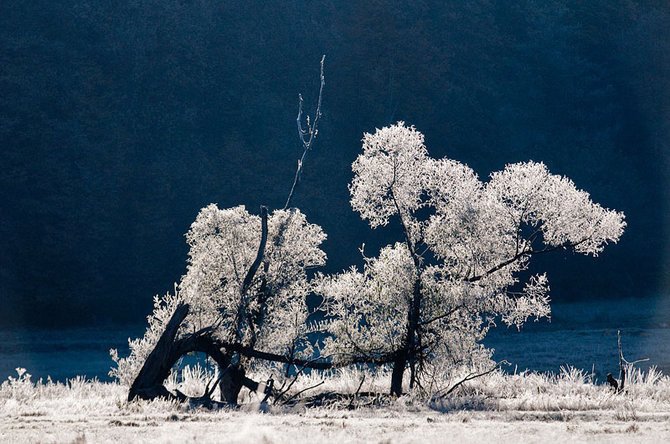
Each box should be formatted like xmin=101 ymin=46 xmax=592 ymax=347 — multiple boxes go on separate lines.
xmin=318 ymin=122 xmax=626 ymax=395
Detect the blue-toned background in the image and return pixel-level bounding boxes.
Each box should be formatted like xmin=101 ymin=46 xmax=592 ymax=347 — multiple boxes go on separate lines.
xmin=1 ymin=1 xmax=669 ymax=380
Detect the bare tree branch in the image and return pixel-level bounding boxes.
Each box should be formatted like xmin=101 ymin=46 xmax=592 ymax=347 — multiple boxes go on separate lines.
xmin=433 ymin=361 xmax=509 ymax=399
xmin=616 ymin=329 xmax=649 ymax=393
xmin=281 ymin=380 xmax=326 ymax=406
xmin=240 ymin=206 xmax=269 ymax=296
xmin=284 ymin=55 xmax=326 ymax=210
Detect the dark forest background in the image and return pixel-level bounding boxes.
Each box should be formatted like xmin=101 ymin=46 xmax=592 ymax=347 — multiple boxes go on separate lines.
xmin=1 ymin=0 xmax=669 ymax=327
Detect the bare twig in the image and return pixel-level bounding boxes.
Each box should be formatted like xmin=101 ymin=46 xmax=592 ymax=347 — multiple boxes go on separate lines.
xmin=618 ymin=330 xmax=625 ymax=392
xmin=281 ymin=380 xmax=326 ymax=406
xmin=284 ymin=55 xmax=326 ymax=210
xmin=616 ymin=330 xmax=649 ymax=393
xmin=433 ymin=361 xmax=509 ymax=400
xmin=419 ymin=305 xmax=463 ymax=327
xmin=273 ymin=356 xmax=328 ymax=404
xmin=347 ymin=374 xmax=366 ymax=410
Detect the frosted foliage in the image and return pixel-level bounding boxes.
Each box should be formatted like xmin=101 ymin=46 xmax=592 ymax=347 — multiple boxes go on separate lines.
xmin=317 ymin=243 xmax=414 ymax=363
xmin=321 ymin=123 xmax=625 ymax=379
xmin=178 ymin=205 xmax=326 ymax=349
xmin=256 ymin=209 xmax=326 ymax=354
xmin=350 ymin=122 xmax=428 ymax=228
xmin=425 ymin=158 xmax=516 ymax=281
xmin=487 ymin=162 xmax=626 ymax=256
xmin=111 ymin=204 xmax=326 ymax=383
xmin=496 ymin=274 xmax=551 ymax=328
xmin=180 ymin=205 xmax=260 ymax=329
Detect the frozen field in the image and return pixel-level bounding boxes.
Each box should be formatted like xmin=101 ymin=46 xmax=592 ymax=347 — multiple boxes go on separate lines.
xmin=2 ymin=364 xmax=670 ymax=443
xmin=3 ymin=405 xmax=670 ymax=443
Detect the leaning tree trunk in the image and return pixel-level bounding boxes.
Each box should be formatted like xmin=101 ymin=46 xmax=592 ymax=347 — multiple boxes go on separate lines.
xmin=128 ymin=303 xmax=190 ymax=402
xmin=128 ymin=302 xmax=258 ymax=406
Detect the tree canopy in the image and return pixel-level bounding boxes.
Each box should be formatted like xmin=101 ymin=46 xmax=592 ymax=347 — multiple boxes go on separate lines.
xmin=319 ymin=122 xmax=625 ymax=394
xmin=115 ymin=122 xmax=625 ymax=399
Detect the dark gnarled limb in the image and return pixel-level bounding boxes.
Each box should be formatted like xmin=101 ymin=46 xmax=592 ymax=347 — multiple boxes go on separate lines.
xmin=128 ymin=303 xmax=190 ymax=402
xmin=128 ymin=303 xmax=258 ymax=405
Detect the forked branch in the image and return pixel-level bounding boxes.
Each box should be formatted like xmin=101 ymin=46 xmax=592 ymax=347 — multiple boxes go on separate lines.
xmin=284 ymin=55 xmax=326 ymax=210
xmin=616 ymin=329 xmax=649 ymax=393
xmin=432 ymin=361 xmax=509 ymax=400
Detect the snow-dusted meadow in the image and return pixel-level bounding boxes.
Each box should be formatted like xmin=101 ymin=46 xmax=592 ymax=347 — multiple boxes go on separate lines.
xmin=2 ymin=366 xmax=670 ymax=443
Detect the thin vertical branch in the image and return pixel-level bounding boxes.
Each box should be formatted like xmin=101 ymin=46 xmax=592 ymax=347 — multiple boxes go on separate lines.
xmin=616 ymin=330 xmax=626 ymax=392
xmin=616 ymin=329 xmax=649 ymax=393
xmin=284 ymin=55 xmax=326 ymax=210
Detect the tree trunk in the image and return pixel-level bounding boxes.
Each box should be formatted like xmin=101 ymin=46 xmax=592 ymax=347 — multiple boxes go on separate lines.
xmin=219 ymin=364 xmax=246 ymax=404
xmin=390 ymin=275 xmax=422 ymax=396
xmin=128 ymin=302 xmax=259 ymax=406
xmin=128 ymin=303 xmax=190 ymax=402
xmin=390 ymin=350 xmax=407 ymax=396
xmin=407 ymin=277 xmax=422 ymax=389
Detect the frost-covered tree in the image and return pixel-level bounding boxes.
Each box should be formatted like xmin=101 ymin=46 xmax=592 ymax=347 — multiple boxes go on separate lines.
xmin=111 ymin=206 xmax=326 ymax=399
xmin=180 ymin=204 xmax=326 ymax=354
xmin=318 ymin=122 xmax=626 ymax=396
xmin=112 ymin=57 xmax=328 ymax=405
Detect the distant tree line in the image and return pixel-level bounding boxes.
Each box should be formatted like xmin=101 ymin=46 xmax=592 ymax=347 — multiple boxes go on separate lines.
xmin=1 ymin=0 xmax=668 ymax=326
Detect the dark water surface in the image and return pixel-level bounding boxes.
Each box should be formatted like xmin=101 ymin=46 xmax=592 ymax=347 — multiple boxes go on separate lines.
xmin=0 ymin=326 xmax=143 ymax=383
xmin=485 ymin=296 xmax=670 ymax=381
xmin=1 ymin=297 xmax=669 ymax=383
